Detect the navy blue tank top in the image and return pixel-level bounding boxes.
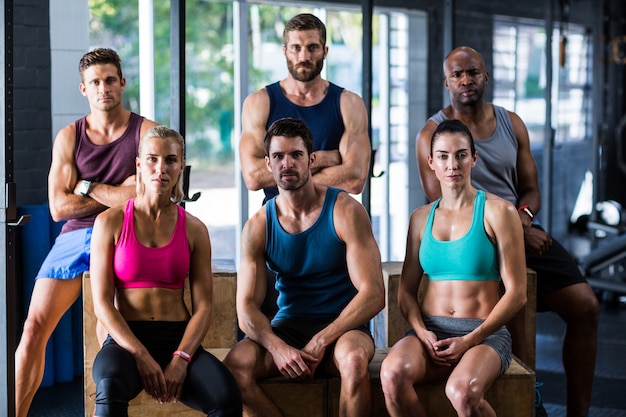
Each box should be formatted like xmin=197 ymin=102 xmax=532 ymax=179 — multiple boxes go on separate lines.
xmin=265 ymin=187 xmax=356 ymax=321
xmin=264 ymin=81 xmax=344 ymax=201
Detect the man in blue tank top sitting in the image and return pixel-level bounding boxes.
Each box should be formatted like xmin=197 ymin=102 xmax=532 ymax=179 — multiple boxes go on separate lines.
xmin=224 ymin=117 xmax=385 ymax=417
xmin=14 ymin=48 xmax=158 ymax=417
xmin=239 ymin=12 xmax=371 ymax=202
xmin=416 ymin=46 xmax=598 ymax=417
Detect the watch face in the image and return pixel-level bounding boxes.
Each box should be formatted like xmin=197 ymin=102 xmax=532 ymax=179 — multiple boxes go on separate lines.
xmin=80 ymin=180 xmax=90 ymax=195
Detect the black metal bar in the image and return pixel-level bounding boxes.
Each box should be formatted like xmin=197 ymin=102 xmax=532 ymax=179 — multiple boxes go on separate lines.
xmin=170 ymin=0 xmax=186 ymax=139
xmin=2 ymin=0 xmax=17 ymax=415
xmin=361 ymin=0 xmax=373 ymax=216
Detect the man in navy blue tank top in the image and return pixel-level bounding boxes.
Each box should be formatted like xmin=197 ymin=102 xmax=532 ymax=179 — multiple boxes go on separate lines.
xmin=416 ymin=46 xmax=598 ymax=417
xmin=225 ymin=118 xmax=384 ymax=417
xmin=239 ymin=13 xmax=371 ymax=202
xmin=15 ymin=48 xmax=158 ymax=417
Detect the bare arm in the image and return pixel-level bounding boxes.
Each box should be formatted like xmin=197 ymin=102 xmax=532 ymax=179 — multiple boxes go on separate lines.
xmin=162 ymin=213 xmax=213 ymax=402
xmin=311 ymin=91 xmax=371 ymax=194
xmin=236 ymin=209 xmax=296 ymax=353
xmin=236 ymin=209 xmax=317 ymax=379
xmin=49 ymin=118 xmax=159 ymax=222
xmin=398 ymin=206 xmax=429 ymax=335
xmin=416 ymin=120 xmax=442 ymax=202
xmin=465 ymin=196 xmax=527 ymax=346
xmin=239 ymin=90 xmax=275 ymax=191
xmin=509 ymin=111 xmax=541 ymax=226
xmin=304 ymin=193 xmax=385 ymax=354
xmin=48 ymin=124 xmax=108 ymax=222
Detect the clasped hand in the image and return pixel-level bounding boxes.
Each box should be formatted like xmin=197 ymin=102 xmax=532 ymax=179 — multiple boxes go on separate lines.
xmin=137 ymin=354 xmax=187 ymax=404
xmin=273 ymin=343 xmax=321 ymax=381
xmin=424 ymin=331 xmax=471 ymax=367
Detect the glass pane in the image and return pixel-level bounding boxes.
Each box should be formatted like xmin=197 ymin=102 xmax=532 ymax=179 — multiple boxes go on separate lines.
xmin=493 ymin=19 xmax=591 ymax=147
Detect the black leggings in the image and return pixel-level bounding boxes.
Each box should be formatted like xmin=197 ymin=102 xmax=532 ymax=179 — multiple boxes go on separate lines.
xmin=92 ymin=321 xmax=242 ymax=417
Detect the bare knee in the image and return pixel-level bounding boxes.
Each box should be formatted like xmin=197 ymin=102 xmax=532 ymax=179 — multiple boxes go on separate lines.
xmin=380 ymin=358 xmax=413 ymax=402
xmin=445 ymin=377 xmax=483 ymax=415
xmin=555 ymin=284 xmax=600 ymax=328
xmin=336 ymin=344 xmax=371 ymax=386
xmin=18 ymin=318 xmax=51 ymax=353
xmin=223 ymin=343 xmax=262 ymax=391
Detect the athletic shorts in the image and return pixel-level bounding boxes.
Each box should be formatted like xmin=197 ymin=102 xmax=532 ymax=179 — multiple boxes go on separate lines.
xmin=526 ymin=225 xmax=588 ymax=311
xmin=36 ymin=228 xmax=92 ymax=280
xmin=270 ymin=316 xmax=373 ymax=375
xmin=408 ymin=315 xmax=512 ymax=375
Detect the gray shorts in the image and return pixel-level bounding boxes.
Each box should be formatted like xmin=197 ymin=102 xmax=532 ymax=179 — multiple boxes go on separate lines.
xmin=409 ymin=315 xmax=512 ymax=375
xmin=36 ymin=228 xmax=92 ymax=280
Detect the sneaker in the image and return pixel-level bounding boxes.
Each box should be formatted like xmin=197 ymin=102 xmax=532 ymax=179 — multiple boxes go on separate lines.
xmin=535 ymin=381 xmax=548 ymax=417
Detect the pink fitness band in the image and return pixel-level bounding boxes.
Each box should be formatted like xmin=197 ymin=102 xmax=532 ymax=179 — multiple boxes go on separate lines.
xmin=173 ymin=350 xmax=191 ymax=362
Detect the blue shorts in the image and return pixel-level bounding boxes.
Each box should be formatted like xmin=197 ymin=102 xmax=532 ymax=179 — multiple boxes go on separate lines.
xmin=36 ymin=228 xmax=92 ymax=280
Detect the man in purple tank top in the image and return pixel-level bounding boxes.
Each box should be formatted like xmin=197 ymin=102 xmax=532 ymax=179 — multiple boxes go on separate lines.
xmin=15 ymin=48 xmax=158 ymax=417
xmin=416 ymin=46 xmax=598 ymax=417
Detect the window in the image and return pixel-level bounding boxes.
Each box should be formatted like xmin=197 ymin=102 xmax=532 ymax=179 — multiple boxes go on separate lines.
xmin=493 ymin=19 xmax=592 ymax=146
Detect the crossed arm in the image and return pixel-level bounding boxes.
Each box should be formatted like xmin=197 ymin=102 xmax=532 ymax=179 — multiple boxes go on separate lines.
xmin=239 ymin=89 xmax=371 ymax=194
xmin=48 ymin=119 xmax=158 ymax=222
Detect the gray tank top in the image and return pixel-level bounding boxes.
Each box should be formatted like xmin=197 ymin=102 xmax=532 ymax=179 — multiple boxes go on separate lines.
xmin=429 ymin=105 xmax=519 ymax=205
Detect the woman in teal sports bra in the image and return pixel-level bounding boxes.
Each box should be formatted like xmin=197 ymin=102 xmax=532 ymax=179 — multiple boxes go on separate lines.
xmin=380 ymin=119 xmax=527 ymax=417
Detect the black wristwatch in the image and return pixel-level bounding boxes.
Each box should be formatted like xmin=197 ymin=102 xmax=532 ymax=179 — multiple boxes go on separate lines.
xmin=78 ymin=180 xmax=92 ymax=197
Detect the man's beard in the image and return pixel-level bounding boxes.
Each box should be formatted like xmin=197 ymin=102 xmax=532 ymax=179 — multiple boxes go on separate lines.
xmin=278 ymin=169 xmax=309 ymax=190
xmin=287 ymin=59 xmax=324 ymax=82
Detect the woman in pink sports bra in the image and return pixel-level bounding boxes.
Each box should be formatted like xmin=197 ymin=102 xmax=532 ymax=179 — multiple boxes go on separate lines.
xmin=380 ymin=119 xmax=527 ymax=417
xmin=89 ymin=126 xmax=241 ymax=417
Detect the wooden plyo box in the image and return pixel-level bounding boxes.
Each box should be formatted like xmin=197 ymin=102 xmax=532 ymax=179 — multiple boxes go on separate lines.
xmin=83 ymin=261 xmax=535 ymax=417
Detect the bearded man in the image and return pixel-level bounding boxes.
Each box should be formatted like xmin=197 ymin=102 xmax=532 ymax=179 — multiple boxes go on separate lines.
xmin=239 ymin=12 xmax=371 ymax=203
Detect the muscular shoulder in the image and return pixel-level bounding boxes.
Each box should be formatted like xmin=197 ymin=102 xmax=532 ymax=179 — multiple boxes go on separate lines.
xmin=185 ymin=210 xmax=209 ymax=239
xmin=242 ymin=89 xmax=270 ymax=126
xmin=417 ymin=119 xmax=438 ymax=145
xmin=504 ymin=110 xmax=530 ymax=141
xmin=483 ymin=192 xmax=519 ymax=233
xmin=244 ymin=88 xmax=270 ymax=109
xmin=333 ymin=190 xmax=366 ymax=216
xmin=330 ymin=190 xmax=368 ymax=235
xmin=242 ymin=205 xmax=268 ymax=243
xmin=52 ymin=123 xmax=77 ymax=153
xmin=339 ymin=88 xmax=363 ymax=105
xmin=139 ymin=117 xmax=160 ymax=137
xmin=408 ymin=203 xmax=432 ymax=234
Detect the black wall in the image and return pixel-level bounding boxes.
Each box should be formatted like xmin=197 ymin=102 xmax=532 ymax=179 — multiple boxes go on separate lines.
xmin=13 ymin=0 xmax=52 ymax=207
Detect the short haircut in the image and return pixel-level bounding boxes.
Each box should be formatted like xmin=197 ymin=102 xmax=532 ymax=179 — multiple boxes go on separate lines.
xmin=283 ymin=13 xmax=326 ymax=47
xmin=137 ymin=126 xmax=186 ymax=203
xmin=264 ymin=118 xmax=314 ymax=156
xmin=79 ymin=48 xmax=123 ymax=81
xmin=431 ymin=119 xmax=476 ymax=157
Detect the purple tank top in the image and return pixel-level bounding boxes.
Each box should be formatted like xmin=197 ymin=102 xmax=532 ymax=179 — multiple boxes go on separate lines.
xmin=61 ymin=112 xmax=143 ymax=234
